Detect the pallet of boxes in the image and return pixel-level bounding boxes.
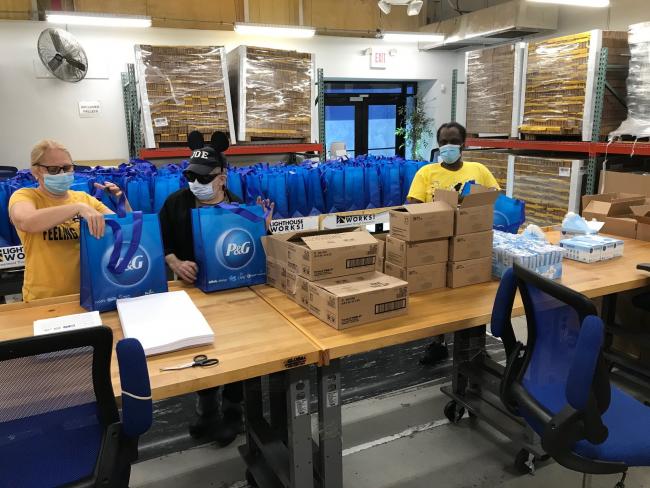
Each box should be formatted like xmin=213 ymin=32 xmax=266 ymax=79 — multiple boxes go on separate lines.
xmin=263 ymin=228 xmax=409 ymax=330
xmin=384 ymin=186 xmax=497 ymax=291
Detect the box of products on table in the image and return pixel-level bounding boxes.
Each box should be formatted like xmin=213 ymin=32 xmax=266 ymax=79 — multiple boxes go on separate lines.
xmin=262 ymin=228 xmax=409 ymax=330
xmin=581 ymin=193 xmax=650 ymax=241
xmin=386 ymin=188 xmax=498 ymax=289
xmin=493 ymin=227 xmax=565 ymax=280
xmin=559 ymin=212 xmax=625 ymax=263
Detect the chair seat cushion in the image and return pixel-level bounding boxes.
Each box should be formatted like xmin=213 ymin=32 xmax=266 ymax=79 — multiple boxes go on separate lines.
xmin=0 ymin=402 xmax=103 ymax=488
xmin=523 ymin=380 xmax=650 ymax=466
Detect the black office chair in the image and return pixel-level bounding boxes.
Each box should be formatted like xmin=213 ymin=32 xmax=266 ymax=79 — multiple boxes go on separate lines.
xmin=0 ymin=326 xmax=152 ymax=488
xmin=491 ymin=263 xmax=650 ymax=487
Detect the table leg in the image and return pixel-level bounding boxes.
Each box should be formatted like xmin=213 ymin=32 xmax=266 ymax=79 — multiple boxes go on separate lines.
xmin=317 ymin=359 xmax=343 ymax=488
xmin=286 ymin=366 xmax=314 ymax=488
xmin=239 ymin=367 xmax=314 ymax=488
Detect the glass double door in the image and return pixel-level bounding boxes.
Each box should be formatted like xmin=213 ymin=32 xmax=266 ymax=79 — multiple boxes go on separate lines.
xmin=325 ymin=94 xmax=404 ymax=159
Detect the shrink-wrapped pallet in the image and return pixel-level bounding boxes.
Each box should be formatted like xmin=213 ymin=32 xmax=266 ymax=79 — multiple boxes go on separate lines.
xmin=520 ymin=31 xmax=629 ymax=140
xmin=466 ymin=151 xmax=509 ymax=190
xmin=611 ymin=22 xmax=650 ymax=138
xmin=465 ymin=45 xmax=522 ymax=138
xmin=135 ymin=45 xmax=236 ymax=148
xmin=228 ymin=46 xmax=314 ymax=142
xmin=512 ymin=156 xmax=584 ymax=226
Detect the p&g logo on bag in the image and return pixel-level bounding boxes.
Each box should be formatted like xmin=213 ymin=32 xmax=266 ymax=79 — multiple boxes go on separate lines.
xmin=102 ymin=244 xmax=150 ymax=287
xmin=216 ymin=228 xmax=255 ymax=270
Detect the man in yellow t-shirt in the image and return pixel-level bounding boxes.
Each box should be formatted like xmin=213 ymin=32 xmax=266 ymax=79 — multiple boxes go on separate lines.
xmin=407 ymin=122 xmax=500 ymax=365
xmin=408 ymin=122 xmax=500 ymax=203
xmin=9 ymin=140 xmax=127 ymax=302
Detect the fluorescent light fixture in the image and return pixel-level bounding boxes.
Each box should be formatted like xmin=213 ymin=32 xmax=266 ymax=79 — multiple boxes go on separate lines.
xmin=378 ymin=0 xmax=392 ymax=15
xmin=383 ymin=31 xmax=444 ymax=43
xmin=233 ymin=22 xmax=315 ymax=38
xmin=526 ymin=0 xmax=609 ymax=7
xmin=46 ymin=11 xmax=152 ymax=27
xmin=406 ymin=0 xmax=423 ymax=16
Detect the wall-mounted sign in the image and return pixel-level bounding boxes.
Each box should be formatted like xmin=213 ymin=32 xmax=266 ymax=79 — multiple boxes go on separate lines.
xmin=370 ymin=48 xmax=388 ymax=69
xmin=78 ymin=101 xmax=101 ymax=118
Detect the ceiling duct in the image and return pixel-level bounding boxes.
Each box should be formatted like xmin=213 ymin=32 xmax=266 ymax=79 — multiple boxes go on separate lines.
xmin=419 ymin=0 xmax=559 ymax=51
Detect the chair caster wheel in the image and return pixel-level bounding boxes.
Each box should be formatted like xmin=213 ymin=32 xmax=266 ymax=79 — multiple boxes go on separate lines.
xmin=444 ymin=400 xmax=465 ymax=424
xmin=246 ymin=469 xmax=258 ymax=487
xmin=514 ymin=449 xmax=535 ymax=475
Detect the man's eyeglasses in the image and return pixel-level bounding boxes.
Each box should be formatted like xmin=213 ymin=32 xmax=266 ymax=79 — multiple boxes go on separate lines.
xmin=183 ymin=171 xmax=221 ymax=185
xmin=33 ymin=164 xmax=75 ymax=175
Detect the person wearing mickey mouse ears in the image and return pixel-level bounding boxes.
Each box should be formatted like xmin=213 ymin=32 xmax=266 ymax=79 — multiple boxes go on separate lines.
xmin=159 ymin=130 xmax=274 ymax=445
xmin=9 ymin=139 xmax=130 ymax=302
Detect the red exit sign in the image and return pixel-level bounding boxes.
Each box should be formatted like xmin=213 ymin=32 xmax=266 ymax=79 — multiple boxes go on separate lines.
xmin=370 ymin=48 xmax=388 ymax=69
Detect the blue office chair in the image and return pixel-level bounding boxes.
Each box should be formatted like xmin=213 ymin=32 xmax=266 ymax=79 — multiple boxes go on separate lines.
xmin=0 ymin=326 xmax=152 ymax=488
xmin=491 ymin=263 xmax=650 ymax=487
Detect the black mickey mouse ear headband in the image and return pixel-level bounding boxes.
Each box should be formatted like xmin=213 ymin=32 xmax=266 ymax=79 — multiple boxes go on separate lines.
xmin=187 ymin=130 xmax=230 ymax=153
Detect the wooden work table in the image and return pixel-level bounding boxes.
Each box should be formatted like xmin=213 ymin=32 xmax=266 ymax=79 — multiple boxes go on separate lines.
xmin=253 ymin=232 xmax=650 ymax=362
xmin=0 ymin=284 xmax=320 ymax=400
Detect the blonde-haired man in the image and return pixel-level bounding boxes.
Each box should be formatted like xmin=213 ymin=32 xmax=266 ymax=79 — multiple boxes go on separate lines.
xmin=9 ymin=139 xmax=127 ymax=301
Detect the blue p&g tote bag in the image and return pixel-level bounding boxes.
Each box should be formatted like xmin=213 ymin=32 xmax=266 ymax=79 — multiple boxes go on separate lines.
xmin=80 ymin=207 xmax=167 ymax=312
xmin=192 ymin=203 xmax=267 ymax=293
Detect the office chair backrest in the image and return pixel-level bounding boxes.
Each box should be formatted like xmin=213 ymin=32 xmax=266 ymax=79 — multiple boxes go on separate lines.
xmin=512 ymin=263 xmax=610 ymax=429
xmin=0 ymin=326 xmax=119 ymax=487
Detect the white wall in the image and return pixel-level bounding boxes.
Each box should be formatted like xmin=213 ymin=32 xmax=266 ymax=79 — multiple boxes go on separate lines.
xmin=0 ymin=20 xmax=460 ymax=167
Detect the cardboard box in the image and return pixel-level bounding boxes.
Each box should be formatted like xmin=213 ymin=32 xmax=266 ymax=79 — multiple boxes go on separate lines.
xmin=384 ymin=261 xmax=446 ymax=293
xmin=286 ymin=270 xmax=310 ymax=309
xmin=630 ymin=205 xmax=650 ymax=241
xmin=600 ymin=170 xmax=650 ymax=197
xmin=560 ymin=238 xmax=604 ymax=263
xmin=266 ymin=258 xmax=287 ymax=293
xmin=449 ymin=231 xmax=493 ymax=261
xmin=435 ymin=186 xmax=499 ymax=235
xmin=570 ymin=235 xmax=624 ymax=260
xmin=388 ymin=202 xmax=454 ymax=242
xmin=581 ymin=193 xmax=646 ymax=239
xmin=447 ymin=257 xmax=492 ymax=288
xmin=375 ymin=258 xmax=385 ymax=273
xmin=385 ymin=236 xmax=448 ymax=267
xmin=266 ymin=228 xmax=378 ymax=281
xmin=374 ymin=232 xmax=388 ymax=260
xmin=308 ymin=272 xmax=408 ymax=329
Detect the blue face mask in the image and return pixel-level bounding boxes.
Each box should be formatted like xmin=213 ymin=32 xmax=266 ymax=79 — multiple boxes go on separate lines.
xmin=438 ymin=144 xmax=462 ymax=165
xmin=43 ymin=172 xmax=74 ymax=195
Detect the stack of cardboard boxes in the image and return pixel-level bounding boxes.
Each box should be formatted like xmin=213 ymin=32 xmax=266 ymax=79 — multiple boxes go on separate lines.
xmin=263 ymin=228 xmax=409 ymax=330
xmin=384 ymin=186 xmax=498 ymax=290
xmin=384 ymin=202 xmax=453 ymax=292
xmin=437 ymin=187 xmax=498 ymax=288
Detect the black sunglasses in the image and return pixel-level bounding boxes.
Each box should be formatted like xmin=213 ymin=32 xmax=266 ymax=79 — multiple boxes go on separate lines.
xmin=184 ymin=171 xmax=221 ymax=185
xmin=33 ymin=163 xmax=75 ymax=175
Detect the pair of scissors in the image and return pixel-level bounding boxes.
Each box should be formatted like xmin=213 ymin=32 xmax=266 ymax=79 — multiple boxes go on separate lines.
xmin=159 ymin=354 xmax=219 ymax=371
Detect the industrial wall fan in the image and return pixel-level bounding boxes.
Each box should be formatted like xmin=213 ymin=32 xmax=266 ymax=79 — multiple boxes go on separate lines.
xmin=37 ymin=28 xmax=88 ymax=82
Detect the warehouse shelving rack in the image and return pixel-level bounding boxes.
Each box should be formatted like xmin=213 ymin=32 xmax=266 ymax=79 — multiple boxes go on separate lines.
xmin=455 ymin=46 xmax=643 ymax=195
xmin=121 ymin=64 xmax=143 ymax=160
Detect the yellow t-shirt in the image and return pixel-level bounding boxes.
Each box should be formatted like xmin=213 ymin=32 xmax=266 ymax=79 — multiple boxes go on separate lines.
xmin=407 ymin=161 xmax=500 ymax=203
xmin=8 ymin=188 xmax=110 ymax=302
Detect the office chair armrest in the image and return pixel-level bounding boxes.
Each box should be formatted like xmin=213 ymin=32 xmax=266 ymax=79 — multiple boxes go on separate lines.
xmin=566 ymin=315 xmax=604 ymax=412
xmin=116 ymin=338 xmax=153 ymax=438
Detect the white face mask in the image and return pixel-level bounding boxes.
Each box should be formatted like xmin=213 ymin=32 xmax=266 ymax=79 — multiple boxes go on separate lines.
xmin=189 ymin=181 xmax=216 ymax=201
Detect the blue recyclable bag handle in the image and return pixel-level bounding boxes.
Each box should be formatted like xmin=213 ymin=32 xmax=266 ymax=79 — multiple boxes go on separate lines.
xmin=105 ymin=212 xmax=144 ymax=274
xmin=93 ymin=187 xmax=128 ymax=217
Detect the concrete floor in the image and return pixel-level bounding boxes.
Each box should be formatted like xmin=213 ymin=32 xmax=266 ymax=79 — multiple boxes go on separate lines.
xmin=130 ymin=377 xmax=650 ymax=488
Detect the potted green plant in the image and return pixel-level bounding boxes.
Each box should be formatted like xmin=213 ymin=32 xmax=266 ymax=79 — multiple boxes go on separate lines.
xmin=396 ymin=96 xmax=434 ymax=161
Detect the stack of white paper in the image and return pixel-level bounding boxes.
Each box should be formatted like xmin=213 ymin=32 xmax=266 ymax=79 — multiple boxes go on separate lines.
xmin=34 ymin=311 xmax=103 ymax=336
xmin=116 ymin=291 xmax=214 ymax=356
